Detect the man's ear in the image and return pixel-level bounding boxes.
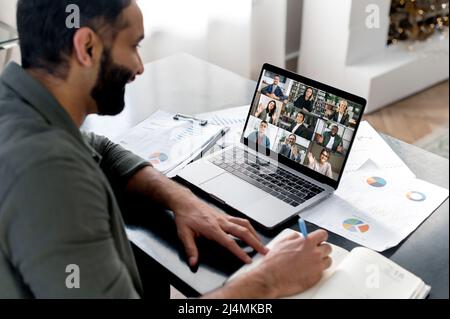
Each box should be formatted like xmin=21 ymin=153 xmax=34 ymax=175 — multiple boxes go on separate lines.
xmin=72 ymin=27 xmax=101 ymax=68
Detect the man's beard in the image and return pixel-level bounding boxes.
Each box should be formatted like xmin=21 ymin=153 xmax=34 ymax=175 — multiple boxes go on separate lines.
xmin=91 ymin=48 xmax=134 ymax=116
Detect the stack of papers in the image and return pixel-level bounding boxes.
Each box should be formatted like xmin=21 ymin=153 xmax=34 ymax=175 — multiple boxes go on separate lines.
xmin=302 ymin=171 xmax=448 ymax=251
xmin=113 ymin=111 xmax=225 ymax=175
xmin=345 ymin=121 xmax=415 ymax=178
xmin=301 ymin=121 xmax=449 ymax=251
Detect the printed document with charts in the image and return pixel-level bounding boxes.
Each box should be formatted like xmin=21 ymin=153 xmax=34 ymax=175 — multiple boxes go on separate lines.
xmin=112 ymin=111 xmax=225 ymax=175
xmin=196 ymin=105 xmax=250 ymax=148
xmin=300 ymin=122 xmax=449 ymax=251
xmin=228 ymin=229 xmax=431 ymax=299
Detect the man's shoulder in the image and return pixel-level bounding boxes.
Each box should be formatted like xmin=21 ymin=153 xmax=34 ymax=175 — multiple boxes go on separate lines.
xmin=0 ymin=117 xmax=95 ymax=201
xmin=1 ymin=119 xmax=86 ymax=164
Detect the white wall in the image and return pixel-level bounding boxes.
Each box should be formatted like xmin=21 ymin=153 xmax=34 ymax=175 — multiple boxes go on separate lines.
xmin=250 ymin=0 xmax=287 ymax=79
xmin=0 ymin=0 xmax=288 ymax=79
xmin=0 ymin=0 xmax=16 ymax=26
xmin=138 ymin=0 xmax=287 ymax=80
xmin=0 ymin=0 xmax=20 ymax=70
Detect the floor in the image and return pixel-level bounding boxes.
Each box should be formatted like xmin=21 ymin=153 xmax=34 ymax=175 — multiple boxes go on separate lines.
xmin=363 ymin=81 xmax=448 ymax=144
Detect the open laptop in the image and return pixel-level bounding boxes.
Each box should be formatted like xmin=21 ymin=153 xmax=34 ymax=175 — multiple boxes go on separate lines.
xmin=178 ymin=64 xmax=366 ymax=229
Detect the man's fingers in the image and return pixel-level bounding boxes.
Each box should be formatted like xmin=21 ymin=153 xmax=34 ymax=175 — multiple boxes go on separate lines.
xmin=274 ymin=232 xmax=301 ymax=245
xmin=288 ymin=231 xmax=302 ymax=239
xmin=178 ymin=228 xmax=199 ymax=267
xmin=227 ymin=217 xmax=258 ymax=240
xmin=322 ymin=256 xmax=333 ymax=270
xmin=306 ymin=229 xmax=328 ymax=246
xmin=213 ymin=230 xmax=252 ymax=264
xmin=222 ymin=223 xmax=267 ymax=255
xmin=270 ymin=232 xmax=301 ymax=251
xmin=319 ymin=243 xmax=332 ymax=258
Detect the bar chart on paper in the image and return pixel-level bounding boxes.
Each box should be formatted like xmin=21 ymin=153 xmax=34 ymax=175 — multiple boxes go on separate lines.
xmin=197 ymin=105 xmax=249 ymax=127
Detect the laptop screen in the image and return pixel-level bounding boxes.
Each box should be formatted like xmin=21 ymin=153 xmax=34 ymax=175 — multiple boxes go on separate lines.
xmin=242 ymin=64 xmax=366 ymax=188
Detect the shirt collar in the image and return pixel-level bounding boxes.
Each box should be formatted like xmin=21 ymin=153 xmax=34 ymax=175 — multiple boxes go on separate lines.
xmin=0 ymin=62 xmax=102 ymax=163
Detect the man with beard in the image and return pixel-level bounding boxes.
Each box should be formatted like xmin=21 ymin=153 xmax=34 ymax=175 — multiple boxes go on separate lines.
xmin=261 ymin=74 xmax=287 ymax=101
xmin=0 ymin=0 xmax=331 ymax=298
xmin=318 ymin=125 xmax=344 ymax=153
xmin=279 ymin=134 xmax=297 ymax=158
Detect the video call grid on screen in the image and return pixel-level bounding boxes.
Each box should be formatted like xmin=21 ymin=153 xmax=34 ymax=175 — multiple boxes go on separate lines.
xmin=243 ymin=68 xmax=365 ymax=182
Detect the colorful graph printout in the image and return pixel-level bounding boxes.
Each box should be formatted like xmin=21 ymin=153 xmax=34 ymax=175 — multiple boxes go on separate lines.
xmin=406 ymin=191 xmax=426 ymax=202
xmin=343 ymin=218 xmax=370 ymax=233
xmin=367 ymin=176 xmax=387 ymax=188
xmin=149 ymin=152 xmax=169 ymax=165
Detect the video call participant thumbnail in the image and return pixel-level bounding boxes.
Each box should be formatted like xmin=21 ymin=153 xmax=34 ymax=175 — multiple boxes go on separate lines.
xmin=247 ymin=120 xmax=271 ymax=149
xmin=317 ymin=125 xmax=344 ymax=154
xmin=332 ymin=99 xmax=350 ymax=126
xmin=293 ymin=87 xmax=314 ymax=113
xmin=307 ymin=148 xmax=333 ymax=179
xmin=261 ymin=74 xmax=287 ymax=101
xmin=288 ymin=112 xmax=313 ymax=140
xmin=279 ymin=134 xmax=295 ymax=157
xmin=255 ymin=100 xmax=278 ymax=125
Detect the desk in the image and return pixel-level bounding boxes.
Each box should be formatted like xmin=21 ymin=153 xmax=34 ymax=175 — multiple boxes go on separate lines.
xmin=83 ymin=53 xmax=449 ymax=299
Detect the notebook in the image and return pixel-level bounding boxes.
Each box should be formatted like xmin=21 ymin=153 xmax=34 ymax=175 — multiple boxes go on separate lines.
xmin=228 ymin=228 xmax=431 ymax=299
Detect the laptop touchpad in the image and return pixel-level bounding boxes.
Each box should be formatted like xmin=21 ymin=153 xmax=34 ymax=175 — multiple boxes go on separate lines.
xmin=200 ymin=173 xmax=266 ymax=209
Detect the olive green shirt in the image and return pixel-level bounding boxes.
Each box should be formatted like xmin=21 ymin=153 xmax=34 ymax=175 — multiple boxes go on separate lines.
xmin=0 ymin=63 xmax=151 ymax=298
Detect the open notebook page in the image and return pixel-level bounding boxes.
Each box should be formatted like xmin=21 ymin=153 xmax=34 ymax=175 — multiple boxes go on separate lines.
xmin=228 ymin=228 xmax=349 ymax=298
xmin=311 ymin=247 xmax=427 ymax=299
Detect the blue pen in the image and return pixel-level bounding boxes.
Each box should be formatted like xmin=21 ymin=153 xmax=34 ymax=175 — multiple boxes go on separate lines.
xmin=298 ymin=218 xmax=308 ymax=238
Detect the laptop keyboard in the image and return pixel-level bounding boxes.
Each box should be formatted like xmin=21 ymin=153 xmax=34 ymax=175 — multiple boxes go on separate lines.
xmin=209 ymin=147 xmax=325 ymax=207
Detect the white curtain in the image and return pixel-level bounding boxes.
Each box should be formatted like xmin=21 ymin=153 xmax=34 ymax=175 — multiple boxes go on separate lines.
xmin=137 ymin=0 xmax=287 ymax=79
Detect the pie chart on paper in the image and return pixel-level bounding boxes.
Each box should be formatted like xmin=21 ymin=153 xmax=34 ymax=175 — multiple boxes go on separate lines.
xmin=406 ymin=191 xmax=426 ymax=202
xmin=343 ymin=218 xmax=370 ymax=233
xmin=367 ymin=176 xmax=387 ymax=188
xmin=149 ymin=152 xmax=169 ymax=166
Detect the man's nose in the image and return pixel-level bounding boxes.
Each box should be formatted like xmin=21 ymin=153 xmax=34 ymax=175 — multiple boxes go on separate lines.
xmin=136 ymin=54 xmax=145 ymax=76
